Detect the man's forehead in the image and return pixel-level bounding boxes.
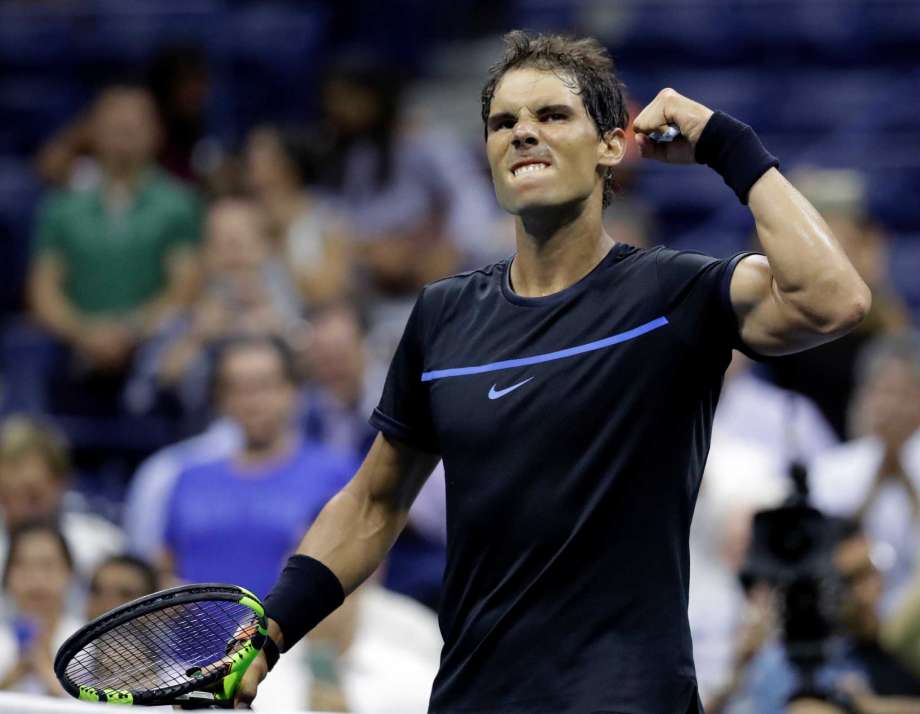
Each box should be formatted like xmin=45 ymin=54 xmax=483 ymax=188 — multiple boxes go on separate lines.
xmin=490 ymin=67 xmax=584 ymax=114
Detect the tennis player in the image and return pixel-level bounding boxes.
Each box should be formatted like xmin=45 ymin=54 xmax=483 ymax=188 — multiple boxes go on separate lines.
xmin=238 ymin=32 xmax=870 ymax=713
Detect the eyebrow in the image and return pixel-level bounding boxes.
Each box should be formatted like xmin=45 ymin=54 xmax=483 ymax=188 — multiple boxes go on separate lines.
xmin=535 ymin=104 xmax=574 ymax=116
xmin=487 ymin=104 xmax=575 ymax=131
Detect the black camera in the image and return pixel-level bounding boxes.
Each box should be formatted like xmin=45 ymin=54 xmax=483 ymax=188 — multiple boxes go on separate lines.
xmin=740 ymin=463 xmax=851 ymax=680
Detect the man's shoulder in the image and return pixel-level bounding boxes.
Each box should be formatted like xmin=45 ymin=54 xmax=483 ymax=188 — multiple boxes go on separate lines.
xmin=416 ymin=259 xmax=508 ymax=318
xmin=144 ymin=169 xmax=200 ymax=212
xmin=173 ymin=455 xmax=234 ymax=489
xmin=424 ymin=259 xmax=508 ymax=296
xmin=650 ymin=243 xmax=722 ymax=270
xmin=37 ymin=185 xmax=97 ymax=221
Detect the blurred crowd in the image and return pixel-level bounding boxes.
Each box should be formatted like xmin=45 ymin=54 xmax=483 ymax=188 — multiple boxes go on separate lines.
xmin=0 ymin=24 xmax=918 ymax=714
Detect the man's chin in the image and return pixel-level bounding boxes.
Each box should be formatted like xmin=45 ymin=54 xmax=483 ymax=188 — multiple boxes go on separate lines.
xmin=511 ymin=195 xmax=588 ymax=223
xmin=242 ymin=429 xmax=278 ymax=452
xmin=505 ymin=195 xmax=562 ymax=215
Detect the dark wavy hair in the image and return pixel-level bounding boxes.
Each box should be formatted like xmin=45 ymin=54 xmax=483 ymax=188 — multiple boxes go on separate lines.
xmin=481 ymin=31 xmax=629 ymax=208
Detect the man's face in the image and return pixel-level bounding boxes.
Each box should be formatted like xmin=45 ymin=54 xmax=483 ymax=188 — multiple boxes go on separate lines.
xmin=87 ymin=562 xmax=154 ymax=621
xmin=856 ymin=358 xmax=920 ymax=448
xmin=307 ymin=308 xmax=366 ymax=404
xmin=322 ymin=79 xmax=382 ymax=137
xmin=834 ymin=535 xmax=882 ymax=640
xmin=485 ymin=67 xmax=624 ymax=216
xmin=0 ymin=452 xmax=63 ymax=528
xmin=5 ymin=529 xmax=72 ymax=620
xmin=92 ymin=90 xmax=160 ymax=169
xmin=218 ymin=345 xmax=297 ymax=450
xmin=205 ymin=202 xmax=267 ymax=278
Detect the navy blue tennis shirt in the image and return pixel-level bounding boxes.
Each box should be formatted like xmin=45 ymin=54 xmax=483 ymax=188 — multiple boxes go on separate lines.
xmin=370 ymin=242 xmax=755 ymax=714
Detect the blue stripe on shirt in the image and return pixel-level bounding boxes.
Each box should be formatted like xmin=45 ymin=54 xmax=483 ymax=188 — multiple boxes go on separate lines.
xmin=421 ymin=316 xmax=669 ymax=382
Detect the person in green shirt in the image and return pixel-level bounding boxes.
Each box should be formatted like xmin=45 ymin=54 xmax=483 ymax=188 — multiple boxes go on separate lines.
xmin=28 ymin=85 xmax=200 ymax=375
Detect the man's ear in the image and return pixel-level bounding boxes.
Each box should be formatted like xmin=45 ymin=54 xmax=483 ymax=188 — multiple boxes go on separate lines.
xmin=598 ymin=127 xmax=627 ymax=169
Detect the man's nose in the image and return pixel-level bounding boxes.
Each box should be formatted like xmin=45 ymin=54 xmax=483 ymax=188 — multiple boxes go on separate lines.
xmin=511 ymin=121 xmax=539 ymax=148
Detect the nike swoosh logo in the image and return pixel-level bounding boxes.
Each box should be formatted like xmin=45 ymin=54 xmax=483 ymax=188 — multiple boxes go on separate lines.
xmin=488 ymin=377 xmax=534 ymax=400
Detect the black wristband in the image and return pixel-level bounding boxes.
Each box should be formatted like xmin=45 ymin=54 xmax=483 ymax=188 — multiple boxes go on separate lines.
xmin=263 ymin=555 xmax=345 ymax=652
xmin=261 ymin=634 xmax=280 ymax=672
xmin=694 ymin=111 xmax=779 ymax=205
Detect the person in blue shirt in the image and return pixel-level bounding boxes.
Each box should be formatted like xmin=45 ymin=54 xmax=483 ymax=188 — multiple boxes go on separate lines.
xmin=161 ymin=335 xmax=355 ymax=599
xmin=238 ymin=31 xmax=870 ymax=713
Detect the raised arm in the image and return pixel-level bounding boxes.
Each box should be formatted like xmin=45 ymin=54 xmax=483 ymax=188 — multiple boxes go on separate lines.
xmin=729 ymin=169 xmax=870 ymax=355
xmin=633 ymin=89 xmax=871 ymax=357
xmin=235 ymin=433 xmax=439 ymax=707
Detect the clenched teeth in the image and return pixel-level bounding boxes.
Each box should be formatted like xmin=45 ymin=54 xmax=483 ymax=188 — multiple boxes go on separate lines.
xmin=512 ymin=163 xmax=548 ymax=177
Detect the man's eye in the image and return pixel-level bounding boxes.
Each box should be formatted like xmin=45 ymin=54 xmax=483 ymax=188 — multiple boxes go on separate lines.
xmin=500 ymin=120 xmax=515 ymax=129
xmin=545 ymin=113 xmax=566 ymax=121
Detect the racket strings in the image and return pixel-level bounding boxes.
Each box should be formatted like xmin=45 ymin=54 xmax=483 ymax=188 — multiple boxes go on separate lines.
xmin=65 ymin=600 xmax=257 ymax=692
xmin=70 ymin=601 xmax=252 ymax=690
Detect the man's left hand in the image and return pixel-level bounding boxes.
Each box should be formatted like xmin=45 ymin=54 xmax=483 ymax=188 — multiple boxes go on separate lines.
xmin=632 ymin=88 xmax=714 ymax=164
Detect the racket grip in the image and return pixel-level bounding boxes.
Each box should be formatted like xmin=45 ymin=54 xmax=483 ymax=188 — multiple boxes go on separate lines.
xmin=214 ymin=639 xmax=262 ymax=703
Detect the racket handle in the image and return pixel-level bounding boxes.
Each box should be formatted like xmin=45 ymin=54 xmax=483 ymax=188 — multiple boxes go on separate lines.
xmin=648 ymin=124 xmax=681 ymax=143
xmin=175 ymin=691 xmax=234 ymax=709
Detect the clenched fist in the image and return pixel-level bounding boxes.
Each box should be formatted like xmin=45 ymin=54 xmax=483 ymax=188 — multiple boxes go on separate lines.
xmin=632 ymin=88 xmax=714 ymax=164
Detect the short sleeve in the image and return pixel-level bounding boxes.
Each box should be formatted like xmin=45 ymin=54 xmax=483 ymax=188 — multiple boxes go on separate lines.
xmin=33 ymin=193 xmax=66 ymax=257
xmin=162 ymin=471 xmax=185 ymax=553
xmin=655 ymin=247 xmax=762 ymax=359
xmin=165 ymin=189 xmax=202 ymax=251
xmin=369 ymin=290 xmax=439 ymax=453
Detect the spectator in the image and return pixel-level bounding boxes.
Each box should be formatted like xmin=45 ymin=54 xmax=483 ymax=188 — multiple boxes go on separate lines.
xmin=86 ymin=554 xmax=158 ymax=621
xmin=121 ymin=418 xmax=239 ymax=561
xmin=719 ymin=525 xmax=920 ymax=714
xmin=35 ymin=46 xmax=215 ymax=191
xmin=0 ymin=522 xmax=80 ymax=696
xmin=27 ymin=85 xmax=200 ymax=413
xmin=160 ymin=335 xmax=355 ymax=599
xmin=126 ymin=196 xmax=303 ymax=422
xmin=765 ymin=169 xmax=910 ymax=438
xmin=301 ymin=300 xmax=382 ymax=457
xmin=245 ymin=126 xmax=352 ymax=307
xmin=0 ymin=416 xmax=123 ymax=579
xmin=809 ymin=332 xmax=920 ymax=611
xmin=318 ymin=57 xmax=496 ymax=306
xmin=146 ymin=44 xmax=215 ymax=187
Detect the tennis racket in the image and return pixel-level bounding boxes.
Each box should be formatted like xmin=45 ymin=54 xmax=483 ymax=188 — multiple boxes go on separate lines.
xmin=54 ymin=583 xmax=267 ymax=708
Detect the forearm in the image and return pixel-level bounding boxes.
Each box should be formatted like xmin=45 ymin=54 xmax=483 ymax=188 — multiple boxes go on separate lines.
xmin=29 ymin=279 xmax=86 ymax=342
xmin=747 ymin=168 xmax=870 ymax=332
xmin=264 ymin=435 xmax=437 ymax=650
xmin=264 ymin=490 xmax=405 ymax=650
xmin=296 ymin=487 xmax=407 ymax=594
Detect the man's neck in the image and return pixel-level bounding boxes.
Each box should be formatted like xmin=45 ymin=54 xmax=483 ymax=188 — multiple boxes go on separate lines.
xmin=238 ymin=431 xmax=296 ymax=470
xmin=510 ymin=196 xmax=614 ymax=298
xmin=102 ymin=161 xmax=148 ymax=196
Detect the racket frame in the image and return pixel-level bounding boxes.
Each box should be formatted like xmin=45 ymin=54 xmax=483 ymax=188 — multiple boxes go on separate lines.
xmin=54 ymin=583 xmax=267 ymax=707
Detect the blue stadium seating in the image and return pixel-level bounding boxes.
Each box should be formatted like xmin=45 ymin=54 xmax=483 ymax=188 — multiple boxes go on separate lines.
xmin=0 ymin=0 xmax=917 ymax=480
